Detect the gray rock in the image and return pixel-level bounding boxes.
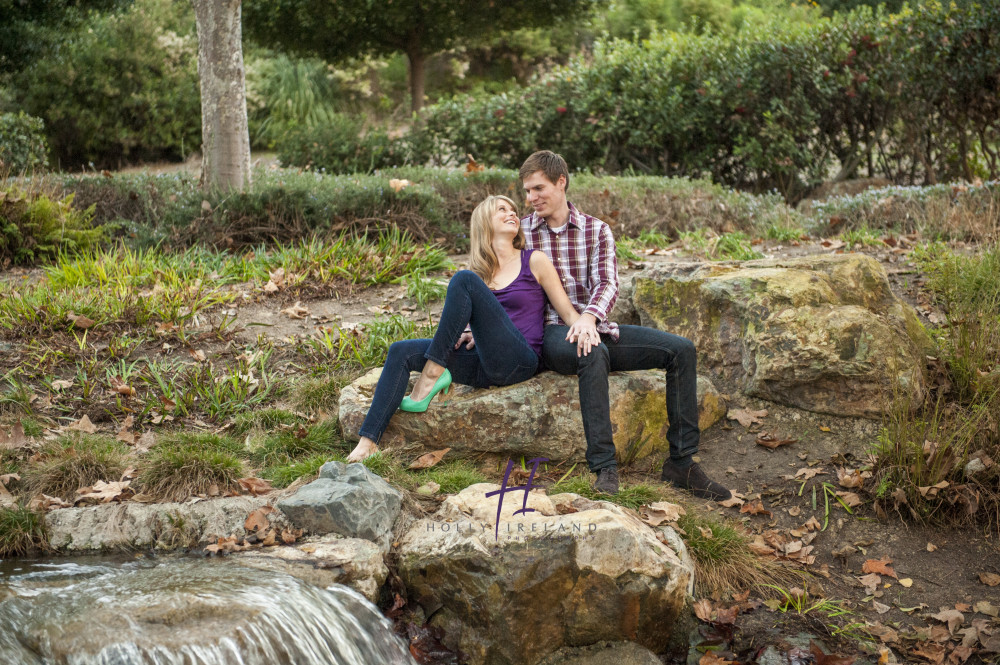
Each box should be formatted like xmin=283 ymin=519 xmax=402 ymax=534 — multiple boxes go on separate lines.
xmin=232 ymin=534 xmax=388 ymax=602
xmin=630 ymin=254 xmax=929 ymax=418
xmin=538 ymin=641 xmax=661 ymax=665
xmin=277 ymin=462 xmax=402 ymax=551
xmin=45 ymin=495 xmax=287 ymax=552
xmin=340 ymin=369 xmax=726 ymax=463
xmin=395 ymin=485 xmax=693 ymax=665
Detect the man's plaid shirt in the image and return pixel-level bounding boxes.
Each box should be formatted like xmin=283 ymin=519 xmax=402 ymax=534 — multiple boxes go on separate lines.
xmin=521 ymin=202 xmax=621 ymax=341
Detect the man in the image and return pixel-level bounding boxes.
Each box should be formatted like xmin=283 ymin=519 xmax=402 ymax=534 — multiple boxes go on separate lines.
xmin=518 ymin=150 xmax=731 ymax=500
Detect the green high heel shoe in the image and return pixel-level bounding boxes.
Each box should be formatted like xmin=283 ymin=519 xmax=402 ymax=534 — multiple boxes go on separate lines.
xmin=399 ymin=369 xmax=452 ymax=412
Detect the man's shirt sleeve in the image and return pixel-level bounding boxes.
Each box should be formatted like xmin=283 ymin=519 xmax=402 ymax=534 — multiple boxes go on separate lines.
xmin=583 ymin=222 xmax=618 ymax=323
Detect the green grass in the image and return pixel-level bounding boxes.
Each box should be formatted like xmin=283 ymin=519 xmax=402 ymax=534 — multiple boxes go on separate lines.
xmin=20 ymin=435 xmax=129 ymax=501
xmin=291 ymin=372 xmax=357 ymax=413
xmin=403 ymin=271 xmax=448 ymax=309
xmin=549 ymin=474 xmax=666 ymax=509
xmin=230 ymin=408 xmax=305 ymax=437
xmin=407 ymin=460 xmax=488 ymax=494
xmin=713 ymin=231 xmax=764 ymax=261
xmin=840 ymin=225 xmax=884 ymax=249
xmin=264 ymin=453 xmax=342 ymax=488
xmin=0 ymin=505 xmax=47 ymax=556
xmin=157 ymin=432 xmax=245 ymax=457
xmin=764 ymin=223 xmax=805 ymax=242
xmin=138 ymin=444 xmax=244 ymax=502
xmin=251 ymin=420 xmax=344 ymax=467
xmin=361 ymin=450 xmax=394 ymax=478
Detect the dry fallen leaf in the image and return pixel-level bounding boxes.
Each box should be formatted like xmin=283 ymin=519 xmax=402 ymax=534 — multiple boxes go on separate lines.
xmin=281 ymin=302 xmax=310 ymax=319
xmin=931 ymin=609 xmax=965 ymax=635
xmin=910 ymin=642 xmax=945 ymax=665
xmin=718 ymin=491 xmax=746 ymax=508
xmin=28 ymin=494 xmax=72 ymax=511
xmin=389 ymin=178 xmax=412 ymax=192
xmin=748 ymin=535 xmax=775 ymax=556
xmin=862 ymin=558 xmax=898 ymax=579
xmin=740 ymin=500 xmax=772 ymax=517
xmin=238 ymin=477 xmax=274 ymax=496
xmin=810 ymin=641 xmax=856 ymax=665
xmin=699 ymin=652 xmax=735 ymax=665
xmin=51 ymin=379 xmax=73 ymax=391
xmin=727 ymin=407 xmax=768 ymax=428
xmin=416 ymin=481 xmax=441 ymax=496
xmin=188 ymin=348 xmax=207 ymax=363
xmin=409 ymin=447 xmax=451 ymax=470
xmin=68 ymin=415 xmax=98 ymax=434
xmin=927 ymin=542 xmax=938 ymax=552
xmin=67 ymin=311 xmax=95 ymax=329
xmin=756 ymin=432 xmax=798 ymax=449
xmin=899 ymin=578 xmax=914 ymax=587
xmin=835 ymin=491 xmax=863 ymax=508
xmin=978 ymin=572 xmax=1000 ymax=587
xmin=109 ymin=375 xmax=136 ymax=397
xmin=858 ymin=573 xmax=881 ymax=593
xmin=693 ymin=598 xmax=714 ymax=622
xmin=642 ymin=501 xmax=686 ymax=526
xmin=76 ymin=480 xmax=132 ymax=504
xmin=244 ymin=506 xmax=275 ymax=533
xmin=873 ymin=600 xmax=891 ymax=614
xmin=837 ymin=467 xmax=866 ymax=488
xmin=0 ymin=422 xmax=29 ymax=450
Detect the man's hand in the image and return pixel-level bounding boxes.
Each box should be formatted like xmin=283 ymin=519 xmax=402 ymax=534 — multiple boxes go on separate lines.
xmin=454 ymin=331 xmax=475 ymax=350
xmin=565 ymin=313 xmax=599 ymax=357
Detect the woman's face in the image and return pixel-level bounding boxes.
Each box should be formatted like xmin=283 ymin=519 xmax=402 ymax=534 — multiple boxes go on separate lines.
xmin=490 ymin=199 xmax=520 ymax=241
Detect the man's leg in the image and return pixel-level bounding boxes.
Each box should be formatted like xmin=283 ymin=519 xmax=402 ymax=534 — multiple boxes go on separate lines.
xmin=607 ymin=325 xmax=730 ymax=500
xmin=541 ymin=325 xmax=619 ymax=494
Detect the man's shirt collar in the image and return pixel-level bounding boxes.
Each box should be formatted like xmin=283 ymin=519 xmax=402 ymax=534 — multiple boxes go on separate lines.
xmin=530 ymin=201 xmax=584 ymax=232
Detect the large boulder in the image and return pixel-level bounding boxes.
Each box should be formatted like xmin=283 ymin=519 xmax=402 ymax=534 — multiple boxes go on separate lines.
xmin=395 ymin=484 xmax=693 ymax=665
xmin=626 ymin=254 xmax=929 ymax=418
xmin=45 ymin=495 xmax=287 ymax=552
xmin=277 ymin=461 xmax=402 ymax=551
xmin=340 ymin=369 xmax=726 ymax=463
xmin=233 ymin=535 xmax=387 ymax=602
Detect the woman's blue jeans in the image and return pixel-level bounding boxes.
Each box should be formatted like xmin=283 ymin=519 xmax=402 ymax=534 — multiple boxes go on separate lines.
xmin=358 ymin=270 xmax=539 ymax=443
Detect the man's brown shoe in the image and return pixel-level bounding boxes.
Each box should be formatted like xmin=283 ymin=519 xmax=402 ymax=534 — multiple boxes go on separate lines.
xmin=594 ymin=466 xmax=620 ymax=495
xmin=660 ymin=461 xmax=731 ymax=501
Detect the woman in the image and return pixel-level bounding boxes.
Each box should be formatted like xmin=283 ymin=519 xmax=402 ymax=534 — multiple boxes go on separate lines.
xmin=346 ymin=195 xmax=589 ymax=462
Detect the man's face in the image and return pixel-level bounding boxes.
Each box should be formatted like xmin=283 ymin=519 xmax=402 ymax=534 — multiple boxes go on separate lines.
xmin=522 ymin=171 xmax=567 ymax=219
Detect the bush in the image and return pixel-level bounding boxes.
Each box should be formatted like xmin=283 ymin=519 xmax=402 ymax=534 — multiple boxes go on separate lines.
xmin=0 ymin=181 xmax=104 ymax=266
xmin=0 ymin=112 xmax=48 ymax=173
xmin=414 ymin=1 xmax=1000 ymax=199
xmin=276 ymin=114 xmax=415 ymax=174
xmin=14 ymin=0 xmax=200 ymax=169
xmin=139 ymin=444 xmax=243 ymax=502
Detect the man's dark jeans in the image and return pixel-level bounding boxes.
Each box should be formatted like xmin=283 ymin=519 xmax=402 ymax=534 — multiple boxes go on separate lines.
xmin=541 ymin=324 xmax=700 ymax=472
xmin=358 ymin=270 xmax=539 ymax=443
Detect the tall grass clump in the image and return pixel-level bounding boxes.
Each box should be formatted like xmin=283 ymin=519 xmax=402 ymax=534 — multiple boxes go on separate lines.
xmin=139 ymin=444 xmax=243 ymax=502
xmin=20 ymin=436 xmax=129 ymax=501
xmin=0 ymin=505 xmax=48 ymax=556
xmin=872 ymin=243 xmax=1000 ymax=529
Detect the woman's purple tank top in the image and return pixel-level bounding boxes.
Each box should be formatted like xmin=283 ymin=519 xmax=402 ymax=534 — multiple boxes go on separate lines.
xmin=492 ymin=249 xmax=546 ymax=355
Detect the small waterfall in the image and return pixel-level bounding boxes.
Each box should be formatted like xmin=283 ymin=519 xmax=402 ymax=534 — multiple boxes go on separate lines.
xmin=0 ymin=558 xmax=417 ymax=665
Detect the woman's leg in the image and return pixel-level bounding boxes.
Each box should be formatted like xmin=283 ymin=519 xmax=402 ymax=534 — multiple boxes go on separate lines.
xmin=408 ymin=270 xmax=538 ymax=398
xmin=348 ymin=338 xmax=431 ymax=461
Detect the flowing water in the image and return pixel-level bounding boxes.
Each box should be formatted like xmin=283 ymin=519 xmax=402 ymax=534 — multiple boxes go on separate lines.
xmin=0 ymin=556 xmax=417 ymax=665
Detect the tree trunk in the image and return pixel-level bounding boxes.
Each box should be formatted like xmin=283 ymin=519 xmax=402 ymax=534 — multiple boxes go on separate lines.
xmin=407 ymin=48 xmax=426 ymax=115
xmin=192 ymin=0 xmax=251 ymax=191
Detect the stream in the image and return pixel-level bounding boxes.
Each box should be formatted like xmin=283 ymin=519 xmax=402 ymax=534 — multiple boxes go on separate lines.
xmin=0 ymin=556 xmax=417 ymax=665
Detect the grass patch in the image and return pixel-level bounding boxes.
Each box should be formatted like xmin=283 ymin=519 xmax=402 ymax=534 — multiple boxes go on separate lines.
xmin=157 ymin=432 xmax=245 ymax=457
xmin=291 ymin=371 xmax=358 ymax=413
xmin=20 ymin=435 xmax=128 ymax=501
xmin=549 ymin=474 xmax=665 ymax=510
xmin=305 ymin=315 xmax=434 ymax=369
xmin=764 ymin=223 xmax=805 ymax=242
xmin=403 ymin=271 xmax=448 ymax=310
xmin=252 ymin=420 xmax=344 ymax=467
xmin=678 ymin=511 xmax=797 ymax=597
xmin=839 ymin=225 xmax=884 ymax=250
xmin=407 ymin=460 xmax=488 ymax=494
xmin=0 ymin=505 xmax=48 ymax=556
xmin=230 ymin=408 xmax=305 ymax=437
xmin=138 ymin=444 xmax=243 ymax=502
xmin=264 ymin=454 xmax=343 ymax=488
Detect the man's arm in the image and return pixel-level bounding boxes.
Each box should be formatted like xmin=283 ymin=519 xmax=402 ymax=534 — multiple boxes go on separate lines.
xmin=565 ymin=221 xmax=618 ymax=355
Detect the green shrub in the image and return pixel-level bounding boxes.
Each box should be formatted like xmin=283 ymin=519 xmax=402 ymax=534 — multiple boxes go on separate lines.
xmin=0 ymin=182 xmax=104 ymax=266
xmin=0 ymin=112 xmax=48 ymax=173
xmin=413 ymin=1 xmax=1000 ymax=198
xmin=276 ymin=114 xmax=414 ymax=174
xmin=14 ymin=0 xmax=200 ymax=168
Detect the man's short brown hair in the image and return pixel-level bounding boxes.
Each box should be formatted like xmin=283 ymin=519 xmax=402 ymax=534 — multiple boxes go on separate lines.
xmin=519 ymin=150 xmax=570 ymax=192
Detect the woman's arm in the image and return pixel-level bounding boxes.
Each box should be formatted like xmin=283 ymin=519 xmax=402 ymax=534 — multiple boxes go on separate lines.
xmin=530 ymin=250 xmax=580 ymax=326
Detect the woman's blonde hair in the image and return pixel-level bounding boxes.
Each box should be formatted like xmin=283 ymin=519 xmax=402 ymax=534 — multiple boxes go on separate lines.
xmin=469 ymin=195 xmax=525 ymax=283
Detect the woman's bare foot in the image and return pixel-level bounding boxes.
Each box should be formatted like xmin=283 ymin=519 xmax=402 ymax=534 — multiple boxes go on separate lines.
xmin=408 ymin=360 xmax=446 ymax=402
xmin=346 ymin=437 xmax=378 ymax=463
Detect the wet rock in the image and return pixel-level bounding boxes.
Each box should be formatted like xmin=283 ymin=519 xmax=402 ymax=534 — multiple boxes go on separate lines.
xmin=537 ymin=640 xmax=661 ymax=665
xmin=232 ymin=534 xmax=387 ymax=602
xmin=277 ymin=462 xmax=402 ymax=551
xmin=339 ymin=369 xmax=726 ymax=463
xmin=45 ymin=495 xmax=288 ymax=552
xmin=630 ymin=254 xmax=929 ymax=418
xmin=394 ymin=484 xmax=693 ymax=665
